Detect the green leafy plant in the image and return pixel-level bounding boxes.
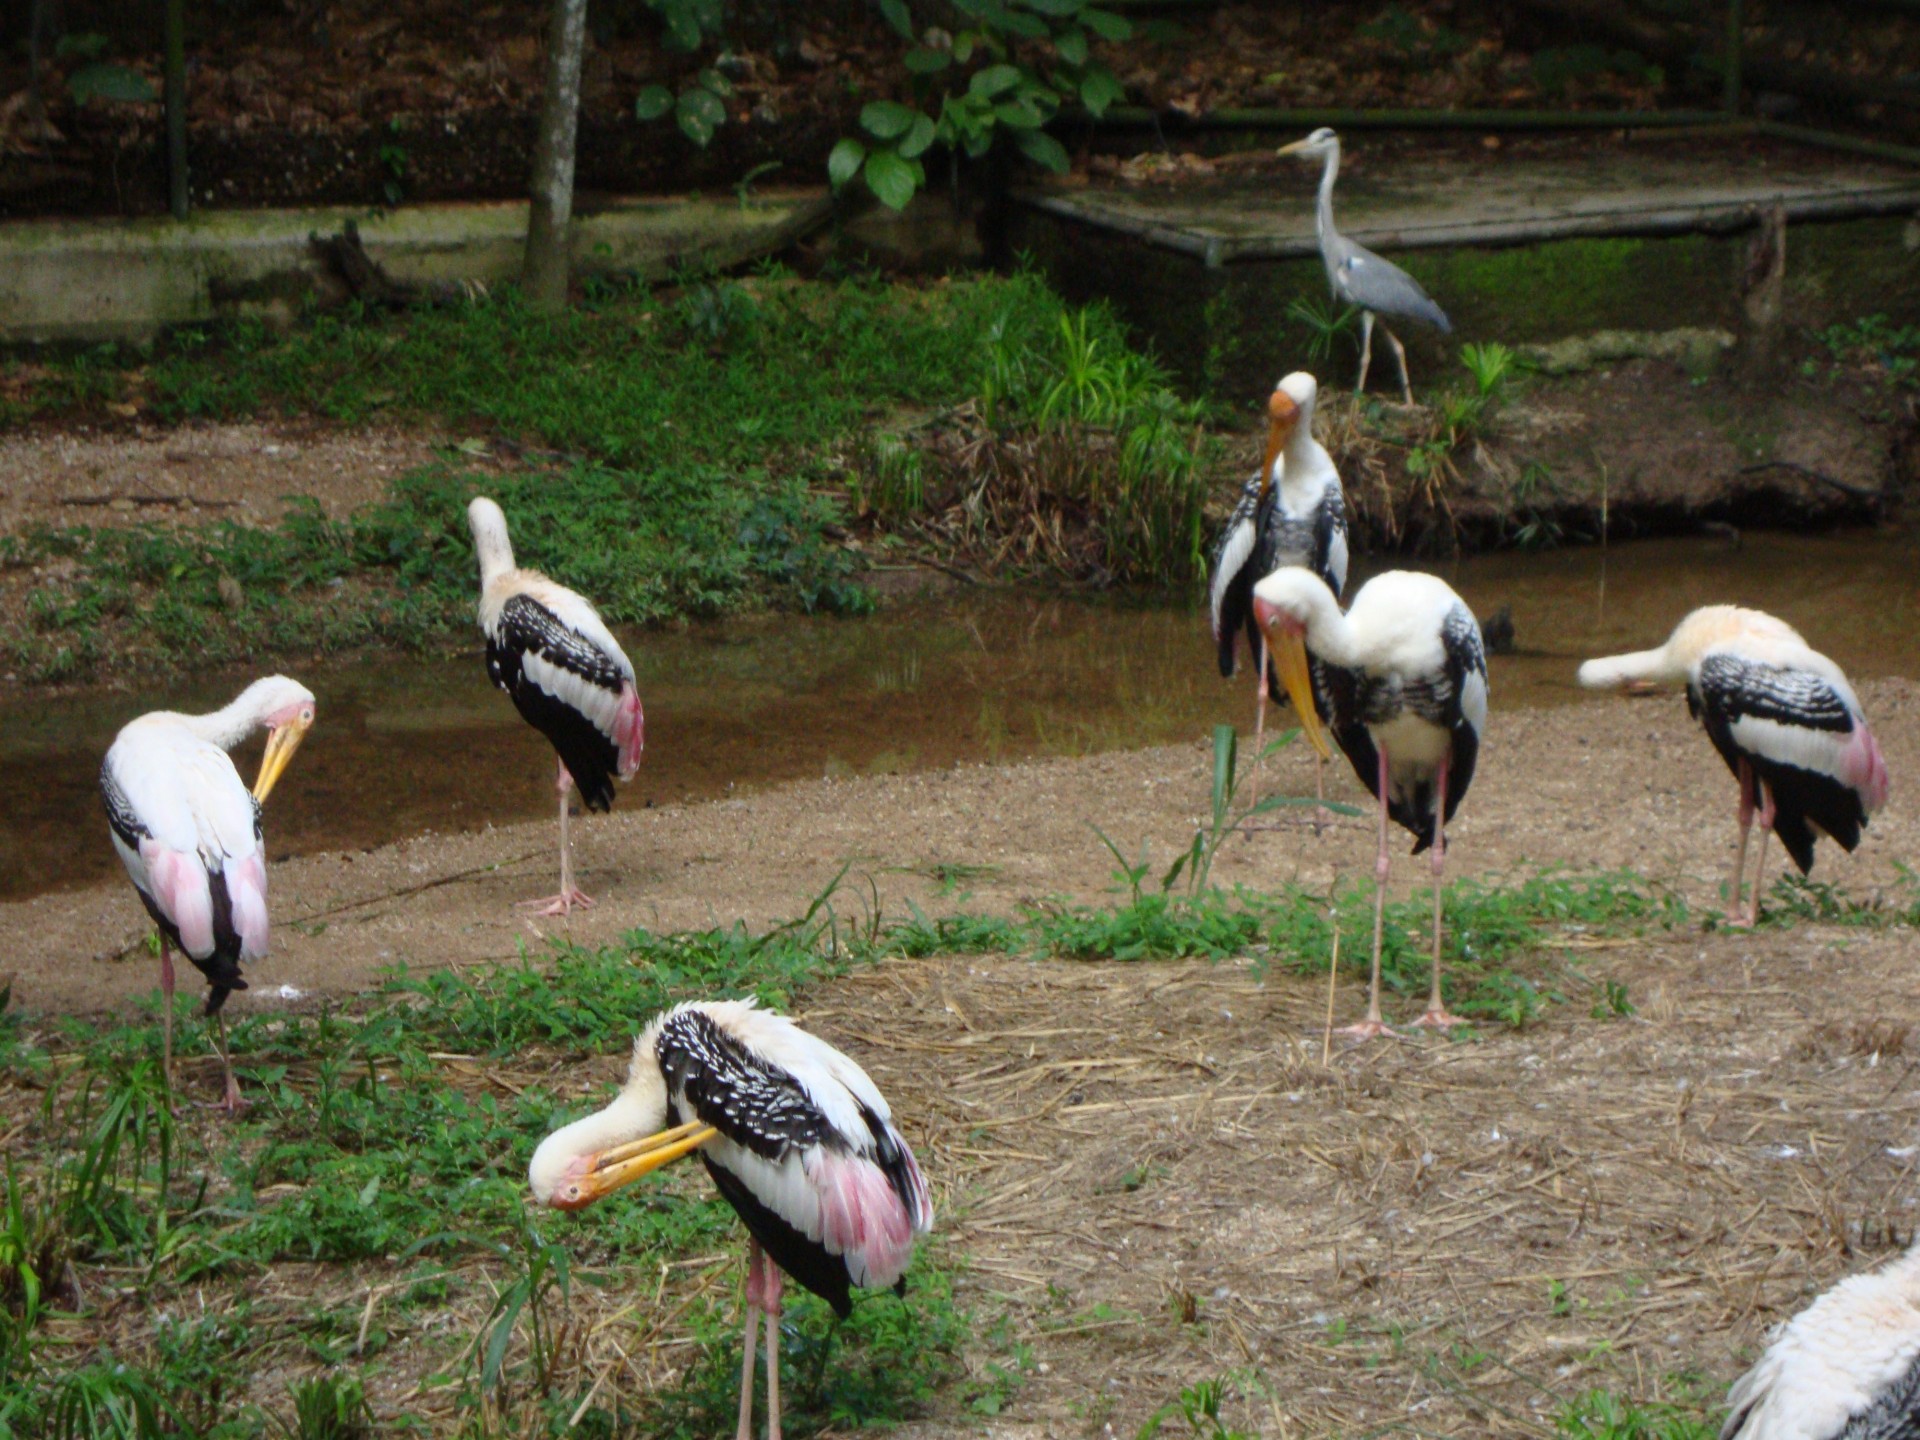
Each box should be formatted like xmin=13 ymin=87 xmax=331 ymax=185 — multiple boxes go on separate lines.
xmin=1139 ymin=1377 xmax=1253 ymax=1440
xmin=831 ymin=0 xmax=1133 ymax=210
xmin=1287 ymin=295 xmax=1361 ymax=362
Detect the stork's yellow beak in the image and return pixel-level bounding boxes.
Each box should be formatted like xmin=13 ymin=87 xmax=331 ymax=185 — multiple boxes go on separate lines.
xmin=571 ymin=1120 xmax=719 ymax=1205
xmin=1266 ymin=627 xmax=1331 ymax=761
xmin=252 ymin=713 xmax=314 ymax=803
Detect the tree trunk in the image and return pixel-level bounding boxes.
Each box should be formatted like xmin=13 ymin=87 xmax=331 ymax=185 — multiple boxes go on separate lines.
xmin=523 ymin=0 xmax=590 ymax=310
xmin=165 ymin=0 xmax=188 ymax=219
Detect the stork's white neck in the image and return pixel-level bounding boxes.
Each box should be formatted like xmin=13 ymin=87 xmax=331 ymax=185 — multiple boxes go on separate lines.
xmin=1294 ymin=577 xmax=1364 ymax=669
xmin=467 ymin=499 xmax=519 ymax=591
xmin=181 ymin=678 xmax=304 ymax=750
xmin=526 ymin=1089 xmax=664 ymax=1204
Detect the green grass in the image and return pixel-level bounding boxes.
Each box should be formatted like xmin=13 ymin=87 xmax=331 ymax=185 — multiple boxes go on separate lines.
xmin=0 ymin=858 xmax=1695 ymax=1437
xmin=4 ymin=270 xmax=1213 ymax=682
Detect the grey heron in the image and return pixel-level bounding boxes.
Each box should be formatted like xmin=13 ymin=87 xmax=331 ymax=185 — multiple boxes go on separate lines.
xmin=1277 ymin=128 xmax=1451 ymax=404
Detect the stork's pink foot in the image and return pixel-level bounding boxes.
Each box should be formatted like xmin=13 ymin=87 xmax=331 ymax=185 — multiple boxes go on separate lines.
xmin=1336 ymin=1018 xmax=1399 ymax=1040
xmin=220 ymin=1072 xmax=248 ymax=1114
xmin=1410 ymin=1009 xmax=1471 ymax=1030
xmin=520 ymin=888 xmax=595 ymax=917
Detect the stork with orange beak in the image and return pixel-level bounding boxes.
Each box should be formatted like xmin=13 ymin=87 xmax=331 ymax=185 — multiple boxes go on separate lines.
xmin=1254 ymin=568 xmax=1486 ymax=1035
xmin=529 ymin=1000 xmax=932 ymax=1440
xmin=100 ymin=676 xmax=317 ymax=1108
xmin=1207 ymin=372 xmax=1348 ymax=800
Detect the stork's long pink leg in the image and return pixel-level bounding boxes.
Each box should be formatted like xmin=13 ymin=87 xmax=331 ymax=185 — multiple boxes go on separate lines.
xmin=764 ymin=1260 xmax=784 ymax=1440
xmin=158 ymin=934 xmax=176 ymax=1096
xmin=1411 ymin=759 xmax=1468 ymax=1028
xmin=1339 ymin=745 xmax=1398 ymax=1039
xmin=1727 ymin=760 xmax=1756 ymax=927
xmin=736 ymin=1242 xmax=762 ymax=1440
xmin=211 ymin=1011 xmax=246 ymax=1114
xmin=1749 ymin=783 xmax=1776 ymax=928
xmin=1250 ymin=640 xmax=1270 ymax=812
xmin=522 ymin=759 xmax=595 ymax=916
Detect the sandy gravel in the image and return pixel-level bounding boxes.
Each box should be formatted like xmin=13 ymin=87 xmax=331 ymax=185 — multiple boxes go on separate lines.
xmin=5 ymin=681 xmax=1914 ymax=1020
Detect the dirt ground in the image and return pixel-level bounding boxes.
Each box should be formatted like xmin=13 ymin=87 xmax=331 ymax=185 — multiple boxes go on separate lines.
xmin=4 ymin=673 xmax=1916 ymax=1434
xmin=5 ymin=678 xmax=1915 ymax=1021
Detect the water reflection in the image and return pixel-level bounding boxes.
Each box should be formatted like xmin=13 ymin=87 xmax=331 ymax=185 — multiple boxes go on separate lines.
xmin=2 ymin=526 xmax=1910 ymax=902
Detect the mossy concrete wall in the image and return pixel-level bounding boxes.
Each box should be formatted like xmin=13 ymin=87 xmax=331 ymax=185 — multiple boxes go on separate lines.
xmin=1010 ymin=208 xmax=1920 ymax=401
xmin=0 ymin=191 xmax=831 ymax=344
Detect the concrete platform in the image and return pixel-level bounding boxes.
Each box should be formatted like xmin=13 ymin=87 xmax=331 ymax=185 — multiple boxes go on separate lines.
xmin=1014 ymin=132 xmax=1920 ymax=266
xmin=0 ymin=190 xmax=832 ymax=344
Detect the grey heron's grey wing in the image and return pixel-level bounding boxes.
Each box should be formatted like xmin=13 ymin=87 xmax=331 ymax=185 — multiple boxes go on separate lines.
xmin=1331 ymin=238 xmax=1451 ymax=333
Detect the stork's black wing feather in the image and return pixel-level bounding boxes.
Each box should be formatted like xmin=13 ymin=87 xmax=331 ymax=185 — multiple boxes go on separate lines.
xmin=486 ymin=594 xmax=625 ymax=811
xmin=1208 ymin=475 xmax=1265 ymax=680
xmin=653 ymin=1009 xmax=838 ymax=1163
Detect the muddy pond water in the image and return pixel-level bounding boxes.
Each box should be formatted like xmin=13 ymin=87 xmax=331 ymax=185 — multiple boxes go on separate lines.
xmin=2 ymin=527 xmax=1912 ymax=904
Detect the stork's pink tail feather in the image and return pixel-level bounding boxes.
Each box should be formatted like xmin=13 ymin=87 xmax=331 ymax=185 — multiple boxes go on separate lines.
xmin=614 ymin=682 xmax=644 ymax=778
xmin=812 ymin=1152 xmax=918 ymax=1290
xmin=1844 ymin=722 xmax=1891 ymax=812
xmin=144 ymin=842 xmax=215 ymax=958
xmin=230 ymin=852 xmax=270 ymax=960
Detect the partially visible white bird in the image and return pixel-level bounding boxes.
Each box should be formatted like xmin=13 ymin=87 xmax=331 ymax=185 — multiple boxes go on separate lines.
xmin=1254 ymin=567 xmax=1487 ymax=1036
xmin=1722 ymin=1240 xmax=1920 ymax=1440
xmin=100 ymin=675 xmax=316 ymax=1109
xmin=530 ymin=1000 xmax=932 ymax=1440
xmin=1207 ymin=372 xmax=1349 ymax=803
xmin=1579 ymin=606 xmax=1888 ymax=927
xmin=467 ymin=497 xmax=644 ymax=915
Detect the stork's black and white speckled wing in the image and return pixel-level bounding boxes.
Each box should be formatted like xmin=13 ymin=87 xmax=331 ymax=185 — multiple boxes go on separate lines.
xmin=484 ymin=591 xmax=636 ymax=811
xmin=1208 ymin=471 xmax=1265 ymax=679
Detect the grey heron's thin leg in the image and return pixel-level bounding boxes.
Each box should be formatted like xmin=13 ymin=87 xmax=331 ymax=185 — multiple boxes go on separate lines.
xmin=1357 ymin=311 xmax=1376 ymax=395
xmin=1728 ymin=760 xmax=1755 ymax=926
xmin=1339 ymin=744 xmax=1398 ymax=1039
xmin=1383 ymin=325 xmax=1413 ymax=405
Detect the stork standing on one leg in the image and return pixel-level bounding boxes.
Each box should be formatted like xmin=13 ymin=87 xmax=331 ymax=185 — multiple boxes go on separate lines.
xmin=99 ymin=676 xmax=316 ymax=1109
xmin=1276 ymin=128 xmax=1452 ymax=404
xmin=468 ymin=497 xmax=644 ymax=916
xmin=529 ymin=1000 xmax=933 ymax=1440
xmin=1578 ymin=606 xmax=1888 ymax=927
xmin=1207 ymin=371 xmax=1348 ymax=806
xmin=1254 ymin=568 xmax=1486 ymax=1035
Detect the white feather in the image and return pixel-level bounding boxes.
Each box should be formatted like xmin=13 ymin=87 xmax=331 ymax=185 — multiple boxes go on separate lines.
xmin=1723 ymin=1244 xmax=1920 ymax=1440
xmin=1209 ymin=510 xmax=1256 ymax=642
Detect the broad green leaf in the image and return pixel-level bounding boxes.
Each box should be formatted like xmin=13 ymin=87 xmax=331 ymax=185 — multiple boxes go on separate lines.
xmin=898 ymin=112 xmax=938 ymax=159
xmin=1015 ymin=127 xmax=1070 ymax=172
xmin=878 ymin=0 xmax=915 ymax=38
xmin=950 ymin=0 xmax=988 ymax=15
xmin=1017 ymin=0 xmax=1084 ymax=14
xmin=993 ymin=100 xmax=1044 ymax=129
xmin=68 ymin=63 xmax=156 ymax=104
xmin=633 ymin=84 xmax=674 ymax=120
xmin=664 ymin=4 xmax=703 ymax=50
xmin=696 ymin=67 xmax=734 ymax=98
xmin=904 ymin=46 xmax=952 ymax=74
xmin=999 ymin=9 xmax=1048 ymax=37
xmin=953 ymin=30 xmax=978 ymax=62
xmin=1079 ymin=67 xmax=1125 ymax=115
xmin=1054 ymin=27 xmax=1088 ymax=66
xmin=860 ymin=100 xmax=919 ymax=139
xmin=863 ymin=148 xmax=920 ymax=210
xmin=676 ymin=85 xmax=726 ymax=147
xmin=828 ymin=137 xmax=868 ymax=190
xmin=969 ymin=63 xmax=1022 ymax=98
xmin=1080 ymin=6 xmax=1132 ymax=40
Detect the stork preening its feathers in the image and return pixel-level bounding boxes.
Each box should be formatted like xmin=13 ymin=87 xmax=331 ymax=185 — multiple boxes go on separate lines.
xmin=530 ymin=1000 xmax=932 ymax=1440
xmin=1579 ymin=606 xmax=1888 ymax=927
xmin=1722 ymin=1241 xmax=1920 ymax=1440
xmin=100 ymin=675 xmax=316 ymax=1109
xmin=1277 ymin=128 xmax=1452 ymax=403
xmin=1254 ymin=567 xmax=1487 ymax=1036
xmin=1207 ymin=372 xmax=1349 ymax=802
xmin=468 ymin=497 xmax=644 ymax=915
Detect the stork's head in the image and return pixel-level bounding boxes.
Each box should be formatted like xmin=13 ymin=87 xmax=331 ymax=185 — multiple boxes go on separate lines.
xmin=1276 ymin=127 xmax=1339 ymax=161
xmin=528 ymin=1028 xmax=715 ymax=1212
xmin=240 ymin=676 xmax=317 ymax=803
xmin=1262 ymin=382 xmax=1300 ymax=483
xmin=1251 ymin=568 xmax=1335 ymax=760
xmin=466 ymin=496 xmax=516 ymax=587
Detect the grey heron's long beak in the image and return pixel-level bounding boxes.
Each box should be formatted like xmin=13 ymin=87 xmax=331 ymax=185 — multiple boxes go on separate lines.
xmin=1275 ymin=139 xmax=1310 ymax=157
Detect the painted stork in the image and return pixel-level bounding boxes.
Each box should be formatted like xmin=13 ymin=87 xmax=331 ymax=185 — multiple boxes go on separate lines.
xmin=1722 ymin=1240 xmax=1920 ymax=1440
xmin=529 ymin=999 xmax=932 ymax=1440
xmin=1578 ymin=606 xmax=1888 ymax=927
xmin=467 ymin=497 xmax=644 ymax=915
xmin=99 ymin=675 xmax=316 ymax=1108
xmin=1207 ymin=371 xmax=1349 ymax=800
xmin=1254 ymin=567 xmax=1487 ymax=1035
